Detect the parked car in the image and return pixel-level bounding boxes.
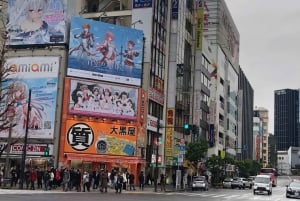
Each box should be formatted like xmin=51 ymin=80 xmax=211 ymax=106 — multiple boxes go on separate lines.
xmin=223 ymin=178 xmax=233 ymax=189
xmin=231 ymin=177 xmax=252 ymax=189
xmin=253 ymin=175 xmax=272 ymax=195
xmin=192 ymin=176 xmax=209 ymax=191
xmin=286 ymin=179 xmax=300 ymax=198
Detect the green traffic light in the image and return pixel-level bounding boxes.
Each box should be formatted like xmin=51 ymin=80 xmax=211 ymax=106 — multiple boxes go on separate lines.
xmin=184 ymin=124 xmax=189 ymax=129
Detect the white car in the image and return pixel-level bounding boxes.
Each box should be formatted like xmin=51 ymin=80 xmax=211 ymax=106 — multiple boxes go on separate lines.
xmin=192 ymin=176 xmax=209 ymax=191
xmin=253 ymin=175 xmax=272 ymax=195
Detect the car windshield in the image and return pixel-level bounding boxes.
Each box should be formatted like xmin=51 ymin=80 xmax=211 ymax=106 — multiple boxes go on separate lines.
xmin=224 ymin=178 xmax=232 ymax=182
xmin=194 ymin=177 xmax=205 ymax=181
xmin=255 ymin=177 xmax=269 ymax=183
xmin=290 ymin=182 xmax=300 ymax=188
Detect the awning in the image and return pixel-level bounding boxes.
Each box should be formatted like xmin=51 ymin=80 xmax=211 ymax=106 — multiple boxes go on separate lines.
xmin=65 ymin=153 xmax=145 ymax=164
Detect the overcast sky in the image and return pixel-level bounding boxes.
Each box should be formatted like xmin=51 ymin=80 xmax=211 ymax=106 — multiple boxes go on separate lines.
xmin=224 ymin=0 xmax=300 ymax=133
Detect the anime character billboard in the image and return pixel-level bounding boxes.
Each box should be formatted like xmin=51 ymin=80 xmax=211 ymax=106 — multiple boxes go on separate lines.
xmin=0 ymin=57 xmax=59 ymax=139
xmin=68 ymin=79 xmax=138 ymax=120
xmin=7 ymin=0 xmax=66 ymax=45
xmin=67 ymin=17 xmax=144 ymax=86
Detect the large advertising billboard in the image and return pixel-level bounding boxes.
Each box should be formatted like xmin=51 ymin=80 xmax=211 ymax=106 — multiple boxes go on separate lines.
xmin=64 ymin=120 xmax=137 ymax=156
xmin=0 ymin=57 xmax=59 ymax=139
xmin=67 ymin=78 xmax=138 ymax=120
xmin=7 ymin=0 xmax=66 ymax=45
xmin=67 ymin=17 xmax=144 ymax=86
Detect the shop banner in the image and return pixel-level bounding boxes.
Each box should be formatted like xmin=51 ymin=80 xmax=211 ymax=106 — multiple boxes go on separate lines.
xmin=68 ymin=78 xmax=138 ymax=121
xmin=7 ymin=0 xmax=66 ymax=45
xmin=0 ymin=57 xmax=59 ymax=139
xmin=68 ymin=17 xmax=144 ymax=86
xmin=64 ymin=120 xmax=138 ymax=156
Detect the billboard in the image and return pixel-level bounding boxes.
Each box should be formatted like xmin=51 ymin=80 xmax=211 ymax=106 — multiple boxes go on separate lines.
xmin=67 ymin=17 xmax=144 ymax=86
xmin=67 ymin=78 xmax=138 ymax=120
xmin=7 ymin=0 xmax=66 ymax=45
xmin=0 ymin=57 xmax=59 ymax=139
xmin=64 ymin=120 xmax=137 ymax=156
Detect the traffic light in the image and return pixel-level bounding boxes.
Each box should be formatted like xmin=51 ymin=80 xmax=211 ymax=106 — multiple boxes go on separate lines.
xmin=44 ymin=146 xmax=49 ymax=156
xmin=184 ymin=123 xmax=189 ymax=130
xmin=184 ymin=123 xmax=190 ymax=135
xmin=192 ymin=125 xmax=199 ymax=134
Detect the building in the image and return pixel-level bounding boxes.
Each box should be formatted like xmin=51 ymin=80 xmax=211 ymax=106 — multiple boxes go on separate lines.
xmin=274 ymin=89 xmax=300 ymax=151
xmin=202 ymin=0 xmax=240 ymax=159
xmin=254 ymin=107 xmax=269 ymax=166
xmin=238 ymin=67 xmax=254 ymax=160
xmin=253 ymin=116 xmax=263 ymax=162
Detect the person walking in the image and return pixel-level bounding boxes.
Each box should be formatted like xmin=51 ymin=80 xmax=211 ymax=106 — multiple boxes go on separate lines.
xmin=138 ymin=171 xmax=145 ymax=190
xmin=82 ymin=171 xmax=90 ymax=192
xmin=62 ymin=168 xmax=70 ymax=192
xmin=29 ymin=168 xmax=37 ymax=190
xmin=128 ymin=172 xmax=136 ymax=191
xmin=115 ymin=172 xmax=123 ymax=193
xmin=100 ymin=169 xmax=108 ymax=193
xmin=36 ymin=167 xmax=44 ymax=189
xmin=160 ymin=173 xmax=166 ymax=192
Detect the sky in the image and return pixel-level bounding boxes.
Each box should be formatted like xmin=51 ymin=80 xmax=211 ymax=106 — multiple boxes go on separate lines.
xmin=224 ymin=0 xmax=300 ymax=133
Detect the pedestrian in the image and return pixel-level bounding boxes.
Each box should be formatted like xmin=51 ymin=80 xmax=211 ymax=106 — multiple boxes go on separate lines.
xmin=74 ymin=169 xmax=81 ymax=192
xmin=128 ymin=172 xmax=136 ymax=191
xmin=122 ymin=171 xmax=127 ymax=190
xmin=36 ymin=167 xmax=44 ymax=189
xmin=92 ymin=169 xmax=100 ymax=189
xmin=10 ymin=167 xmax=18 ymax=187
xmin=29 ymin=168 xmax=37 ymax=190
xmin=44 ymin=169 xmax=51 ymax=191
xmin=115 ymin=172 xmax=123 ymax=193
xmin=160 ymin=173 xmax=166 ymax=192
xmin=25 ymin=168 xmax=30 ymax=189
xmin=62 ymin=168 xmax=70 ymax=192
xmin=138 ymin=171 xmax=145 ymax=190
xmin=82 ymin=171 xmax=90 ymax=192
xmin=100 ymin=169 xmax=108 ymax=193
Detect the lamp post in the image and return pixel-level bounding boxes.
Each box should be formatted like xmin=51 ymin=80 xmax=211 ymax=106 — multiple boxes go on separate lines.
xmin=154 ymin=118 xmax=160 ymax=192
xmin=132 ymin=20 xmax=143 ymax=28
xmin=19 ymin=89 xmax=31 ymax=189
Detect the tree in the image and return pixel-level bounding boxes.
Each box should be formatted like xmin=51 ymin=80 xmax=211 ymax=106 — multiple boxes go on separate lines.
xmin=236 ymin=159 xmax=261 ymax=177
xmin=205 ymin=154 xmax=225 ymax=186
xmin=185 ymin=140 xmax=209 ymax=175
xmin=0 ymin=2 xmax=19 ymax=158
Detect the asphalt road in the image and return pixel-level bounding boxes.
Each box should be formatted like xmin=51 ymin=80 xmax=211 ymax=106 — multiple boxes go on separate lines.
xmin=0 ymin=176 xmax=297 ymax=201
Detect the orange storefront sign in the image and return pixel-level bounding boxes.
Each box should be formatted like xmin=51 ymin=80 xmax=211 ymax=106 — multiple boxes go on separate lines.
xmin=64 ymin=120 xmax=137 ymax=156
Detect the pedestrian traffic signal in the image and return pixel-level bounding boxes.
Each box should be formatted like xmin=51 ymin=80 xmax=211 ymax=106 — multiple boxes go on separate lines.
xmin=44 ymin=146 xmax=49 ymax=156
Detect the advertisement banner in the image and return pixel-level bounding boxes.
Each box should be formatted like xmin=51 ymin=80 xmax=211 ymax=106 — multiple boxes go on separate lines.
xmin=7 ymin=0 xmax=66 ymax=45
xmin=68 ymin=78 xmax=138 ymax=120
xmin=64 ymin=120 xmax=137 ymax=156
xmin=0 ymin=143 xmax=53 ymax=155
xmin=0 ymin=57 xmax=59 ymax=139
xmin=67 ymin=17 xmax=144 ymax=86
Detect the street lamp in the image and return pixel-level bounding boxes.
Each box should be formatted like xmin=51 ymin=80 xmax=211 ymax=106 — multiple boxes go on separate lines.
xmin=19 ymin=89 xmax=31 ymax=189
xmin=132 ymin=19 xmax=143 ymax=28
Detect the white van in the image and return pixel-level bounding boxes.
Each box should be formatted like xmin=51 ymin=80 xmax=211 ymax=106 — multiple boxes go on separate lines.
xmin=253 ymin=175 xmax=272 ymax=195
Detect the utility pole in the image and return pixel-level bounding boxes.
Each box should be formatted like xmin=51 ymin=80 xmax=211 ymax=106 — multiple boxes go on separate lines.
xmin=19 ymin=89 xmax=31 ymax=189
xmin=154 ymin=118 xmax=160 ymax=192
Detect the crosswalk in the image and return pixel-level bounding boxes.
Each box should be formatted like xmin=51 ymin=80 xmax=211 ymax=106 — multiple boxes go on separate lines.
xmin=155 ymin=190 xmax=291 ymax=201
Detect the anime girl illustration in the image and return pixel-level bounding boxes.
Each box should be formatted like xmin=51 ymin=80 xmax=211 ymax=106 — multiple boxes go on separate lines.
xmin=6 ymin=81 xmax=50 ymax=135
xmin=69 ymin=23 xmax=95 ymax=58
xmin=123 ymin=40 xmax=139 ymax=67
xmin=7 ymin=0 xmax=50 ymax=44
xmin=96 ymin=32 xmax=117 ymax=69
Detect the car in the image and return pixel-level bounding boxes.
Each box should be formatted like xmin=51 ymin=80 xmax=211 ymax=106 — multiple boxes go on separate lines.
xmin=253 ymin=175 xmax=272 ymax=195
xmin=191 ymin=176 xmax=209 ymax=191
xmin=223 ymin=178 xmax=233 ymax=189
xmin=286 ymin=180 xmax=300 ymax=198
xmin=231 ymin=177 xmax=252 ymax=189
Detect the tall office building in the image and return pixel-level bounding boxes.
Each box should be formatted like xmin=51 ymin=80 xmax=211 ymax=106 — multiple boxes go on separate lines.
xmin=274 ymin=89 xmax=300 ymax=151
xmin=238 ymin=68 xmax=254 ymax=160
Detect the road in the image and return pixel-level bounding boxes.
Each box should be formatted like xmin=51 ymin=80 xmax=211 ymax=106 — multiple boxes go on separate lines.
xmin=0 ymin=176 xmax=298 ymax=201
